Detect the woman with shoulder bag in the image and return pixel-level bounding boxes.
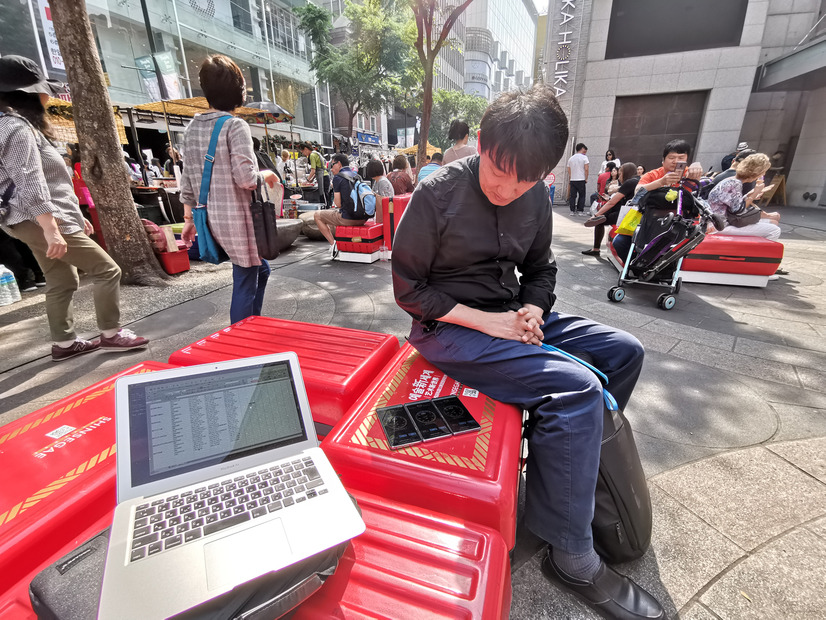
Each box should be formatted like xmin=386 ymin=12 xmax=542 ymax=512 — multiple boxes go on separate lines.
xmin=180 ymin=55 xmax=280 ymax=324
xmin=707 ymin=153 xmax=781 ymax=241
xmin=0 ymin=56 xmax=148 ymax=361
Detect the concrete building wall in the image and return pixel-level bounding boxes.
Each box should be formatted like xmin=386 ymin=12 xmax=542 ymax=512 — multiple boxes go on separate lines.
xmin=787 ymin=86 xmax=826 ymax=203
xmin=544 ymin=0 xmax=824 ymax=202
xmin=572 ymin=0 xmax=769 ymax=190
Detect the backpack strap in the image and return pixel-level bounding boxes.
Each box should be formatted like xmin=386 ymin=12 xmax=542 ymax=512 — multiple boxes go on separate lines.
xmin=197 ymin=115 xmax=232 ymax=208
xmin=540 ymin=343 xmax=618 ymax=411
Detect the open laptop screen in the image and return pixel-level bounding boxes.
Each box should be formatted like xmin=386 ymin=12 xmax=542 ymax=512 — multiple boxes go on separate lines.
xmin=127 ymin=360 xmax=308 ymax=488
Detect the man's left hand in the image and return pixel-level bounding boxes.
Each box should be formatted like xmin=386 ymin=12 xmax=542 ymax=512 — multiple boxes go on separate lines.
xmin=518 ymin=305 xmax=545 ymax=345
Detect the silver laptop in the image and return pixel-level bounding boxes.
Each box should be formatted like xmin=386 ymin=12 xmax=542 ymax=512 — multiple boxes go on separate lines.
xmin=98 ymin=353 xmax=365 ymax=619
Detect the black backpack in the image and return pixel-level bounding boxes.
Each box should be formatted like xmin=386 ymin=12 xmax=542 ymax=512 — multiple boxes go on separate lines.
xmin=525 ymin=347 xmax=653 ymax=564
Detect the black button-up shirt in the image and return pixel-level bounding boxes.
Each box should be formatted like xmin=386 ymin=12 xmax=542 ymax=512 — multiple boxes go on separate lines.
xmin=392 ymin=155 xmax=557 ymax=324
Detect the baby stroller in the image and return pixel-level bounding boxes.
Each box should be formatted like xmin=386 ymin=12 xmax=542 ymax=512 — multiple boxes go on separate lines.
xmin=608 ymin=183 xmax=724 ymax=310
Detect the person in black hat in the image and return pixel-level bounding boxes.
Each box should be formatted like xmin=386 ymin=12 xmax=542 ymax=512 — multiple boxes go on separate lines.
xmin=0 ymin=55 xmax=148 ymax=361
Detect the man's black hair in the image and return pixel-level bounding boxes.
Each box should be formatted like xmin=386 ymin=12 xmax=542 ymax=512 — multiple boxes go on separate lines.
xmin=332 ymin=153 xmax=349 ymax=167
xmin=431 ymin=152 xmax=443 ymax=163
xmin=575 ymin=143 xmax=587 ymax=152
xmin=252 ymin=137 xmax=261 ymax=151
xmin=663 ymin=139 xmax=691 ymax=159
xmin=605 ymin=161 xmax=617 ymax=172
xmin=479 ymin=84 xmax=569 ymax=182
xmin=448 ymin=119 xmax=470 ymax=141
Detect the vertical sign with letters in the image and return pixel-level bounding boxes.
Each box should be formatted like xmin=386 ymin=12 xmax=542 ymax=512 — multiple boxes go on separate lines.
xmin=37 ymin=0 xmax=64 ymax=70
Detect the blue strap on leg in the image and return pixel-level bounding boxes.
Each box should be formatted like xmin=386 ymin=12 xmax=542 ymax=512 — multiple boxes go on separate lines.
xmin=540 ymin=343 xmax=618 ymax=411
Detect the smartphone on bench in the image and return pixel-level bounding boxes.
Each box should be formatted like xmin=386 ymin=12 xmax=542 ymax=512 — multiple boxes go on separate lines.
xmin=405 ymin=401 xmax=452 ymax=442
xmin=432 ymin=396 xmax=481 ymax=435
xmin=376 ymin=404 xmax=422 ymax=450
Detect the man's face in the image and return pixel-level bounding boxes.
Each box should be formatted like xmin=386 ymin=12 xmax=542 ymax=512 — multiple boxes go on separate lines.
xmin=662 ymin=151 xmax=688 ymax=172
xmin=301 ymin=148 xmax=310 ymax=157
xmin=331 ymin=161 xmax=342 ymax=175
xmin=478 ymin=149 xmax=538 ymax=206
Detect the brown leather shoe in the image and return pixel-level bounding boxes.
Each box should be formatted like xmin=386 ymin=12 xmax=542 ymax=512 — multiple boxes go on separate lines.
xmin=541 ymin=549 xmax=665 ymax=619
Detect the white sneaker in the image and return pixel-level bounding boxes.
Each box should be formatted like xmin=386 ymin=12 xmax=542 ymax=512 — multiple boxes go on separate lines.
xmin=330 ymin=242 xmax=339 ymax=260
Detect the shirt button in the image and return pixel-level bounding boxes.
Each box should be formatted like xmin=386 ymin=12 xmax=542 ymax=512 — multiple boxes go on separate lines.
xmin=500 ymin=233 xmax=504 ymax=236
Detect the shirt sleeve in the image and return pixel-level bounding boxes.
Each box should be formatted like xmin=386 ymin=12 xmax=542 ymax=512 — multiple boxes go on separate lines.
xmin=392 ymin=184 xmax=459 ymax=322
xmin=179 ymin=129 xmax=196 ymax=207
xmin=517 ymin=191 xmax=557 ymax=314
xmin=0 ymin=119 xmax=59 ymax=218
xmin=227 ymin=119 xmax=262 ymax=191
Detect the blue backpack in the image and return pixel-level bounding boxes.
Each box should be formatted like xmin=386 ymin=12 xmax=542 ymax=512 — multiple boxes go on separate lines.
xmin=337 ymin=172 xmax=376 ymax=219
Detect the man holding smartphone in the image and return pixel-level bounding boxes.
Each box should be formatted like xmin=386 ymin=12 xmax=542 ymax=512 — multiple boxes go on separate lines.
xmin=392 ymin=85 xmax=664 ymax=620
xmin=636 ymin=139 xmax=703 ymax=194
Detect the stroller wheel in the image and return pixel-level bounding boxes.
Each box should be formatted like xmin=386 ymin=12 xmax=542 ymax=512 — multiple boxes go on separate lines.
xmin=657 ymin=293 xmax=677 ymax=310
xmin=608 ymin=286 xmax=626 ymax=303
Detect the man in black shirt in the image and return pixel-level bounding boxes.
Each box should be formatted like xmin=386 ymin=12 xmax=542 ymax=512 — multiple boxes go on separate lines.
xmin=392 ymin=85 xmax=663 ymax=620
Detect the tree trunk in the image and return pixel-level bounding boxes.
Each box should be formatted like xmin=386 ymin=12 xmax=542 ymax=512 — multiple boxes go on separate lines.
xmin=417 ymin=59 xmax=435 ymax=170
xmin=49 ymin=0 xmax=167 ymax=285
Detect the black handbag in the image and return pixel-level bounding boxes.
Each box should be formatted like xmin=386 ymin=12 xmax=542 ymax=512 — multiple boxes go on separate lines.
xmin=250 ymin=179 xmax=281 ymax=260
xmin=29 ymin=527 xmax=349 ymax=620
xmin=727 ymin=205 xmax=762 ymax=227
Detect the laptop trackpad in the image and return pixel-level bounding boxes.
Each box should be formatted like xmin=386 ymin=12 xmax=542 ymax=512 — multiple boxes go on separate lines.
xmin=204 ymin=519 xmax=292 ymax=591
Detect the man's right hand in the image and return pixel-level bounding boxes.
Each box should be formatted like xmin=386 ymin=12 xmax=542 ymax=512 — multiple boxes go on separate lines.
xmin=661 ymin=171 xmax=682 ymax=186
xmin=45 ymin=230 xmax=67 ymax=259
xmin=440 ymin=304 xmax=545 ymax=345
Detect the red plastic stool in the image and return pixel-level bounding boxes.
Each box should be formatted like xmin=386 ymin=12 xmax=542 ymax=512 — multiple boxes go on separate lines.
xmin=321 ymin=343 xmax=523 ymax=547
xmin=167 ymin=317 xmax=400 ymax=435
xmin=0 ymin=361 xmax=177 ymax=619
xmin=293 ymin=490 xmax=512 ymax=620
xmin=381 ymin=193 xmax=412 ymax=255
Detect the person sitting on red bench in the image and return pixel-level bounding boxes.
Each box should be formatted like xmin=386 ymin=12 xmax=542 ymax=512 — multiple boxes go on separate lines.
xmin=392 ymin=84 xmax=664 ymax=620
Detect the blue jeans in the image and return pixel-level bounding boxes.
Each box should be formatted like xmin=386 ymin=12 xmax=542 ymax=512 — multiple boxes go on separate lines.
xmin=230 ymin=260 xmax=270 ymax=324
xmin=409 ymin=312 xmax=644 ymax=554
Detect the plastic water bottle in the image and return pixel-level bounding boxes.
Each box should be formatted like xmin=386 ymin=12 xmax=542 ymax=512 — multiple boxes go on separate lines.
xmin=0 ymin=265 xmax=20 ymax=306
xmin=379 ymin=245 xmax=389 ymax=262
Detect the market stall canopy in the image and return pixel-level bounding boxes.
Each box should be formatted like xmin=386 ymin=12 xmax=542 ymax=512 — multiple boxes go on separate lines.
xmin=132 ymin=96 xmax=268 ymax=118
xmin=239 ymin=101 xmax=294 ymax=124
xmin=398 ymin=142 xmax=440 ymax=156
xmin=46 ymin=97 xmax=128 ymax=144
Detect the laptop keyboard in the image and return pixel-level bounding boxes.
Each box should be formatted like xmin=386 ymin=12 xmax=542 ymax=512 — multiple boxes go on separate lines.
xmin=128 ymin=456 xmax=327 ymax=563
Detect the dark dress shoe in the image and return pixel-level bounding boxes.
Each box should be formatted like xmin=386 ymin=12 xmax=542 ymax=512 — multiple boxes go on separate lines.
xmin=581 ymin=249 xmax=601 ymax=256
xmin=541 ymin=551 xmax=665 ymax=620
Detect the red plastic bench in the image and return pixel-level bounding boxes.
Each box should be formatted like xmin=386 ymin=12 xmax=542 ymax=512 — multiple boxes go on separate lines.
xmin=167 ymin=317 xmax=400 ymax=436
xmin=608 ymin=228 xmax=784 ymax=287
xmin=0 ymin=361 xmax=177 ymax=619
xmin=321 ymin=343 xmax=524 ymax=547
xmin=293 ymin=490 xmax=512 ymax=620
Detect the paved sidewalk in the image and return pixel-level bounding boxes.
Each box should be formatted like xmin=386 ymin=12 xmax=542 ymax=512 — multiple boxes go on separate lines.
xmin=1 ymin=203 xmax=825 ymax=619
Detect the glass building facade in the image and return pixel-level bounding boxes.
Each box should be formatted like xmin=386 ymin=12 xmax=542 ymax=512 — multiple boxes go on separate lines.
xmin=0 ymin=0 xmax=330 ymax=146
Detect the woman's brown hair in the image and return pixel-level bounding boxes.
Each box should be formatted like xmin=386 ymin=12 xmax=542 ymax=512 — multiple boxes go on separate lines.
xmin=618 ymin=162 xmax=637 ymax=183
xmin=200 ymin=55 xmax=246 ymax=112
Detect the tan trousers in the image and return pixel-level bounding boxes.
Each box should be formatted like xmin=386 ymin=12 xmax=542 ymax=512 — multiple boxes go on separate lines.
xmin=7 ymin=220 xmax=122 ymax=341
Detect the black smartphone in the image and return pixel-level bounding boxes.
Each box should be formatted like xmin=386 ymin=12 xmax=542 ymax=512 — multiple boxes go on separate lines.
xmin=673 ymin=161 xmax=687 ymax=178
xmin=432 ymin=396 xmax=481 ymax=435
xmin=404 ymin=401 xmax=452 ymax=441
xmin=376 ymin=405 xmax=422 ymax=450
